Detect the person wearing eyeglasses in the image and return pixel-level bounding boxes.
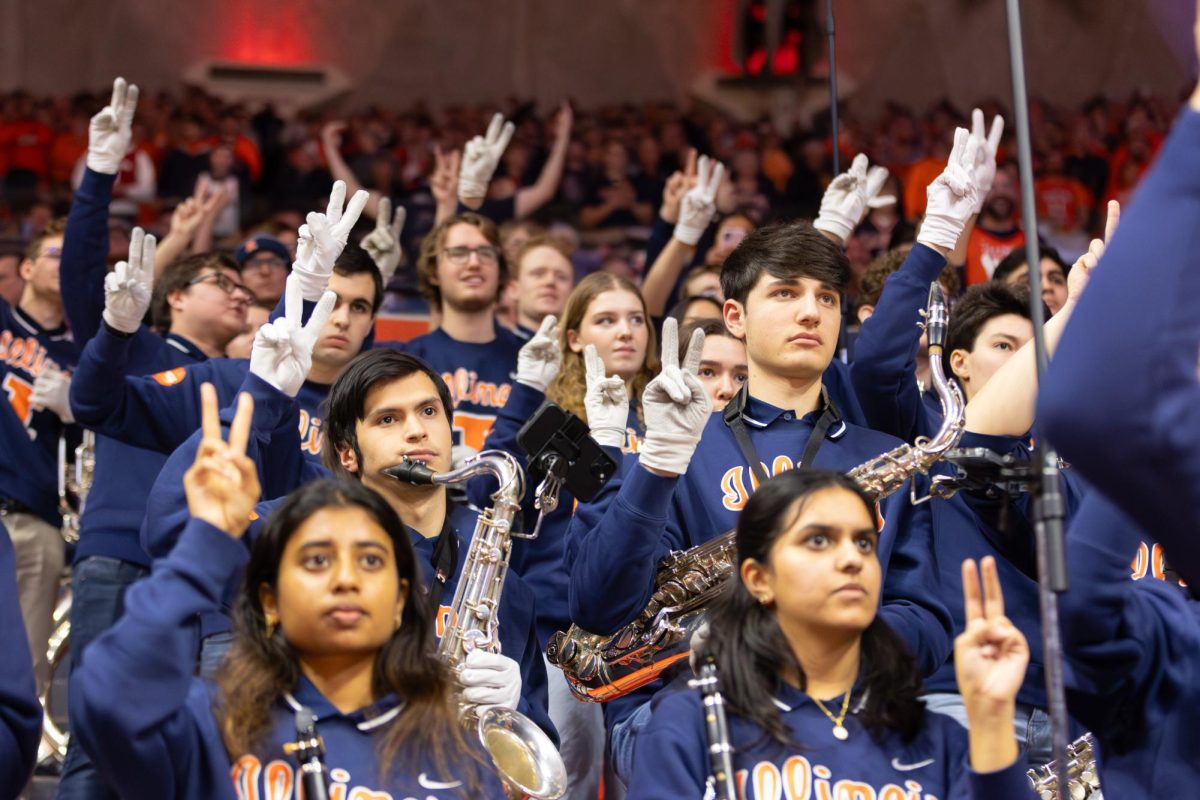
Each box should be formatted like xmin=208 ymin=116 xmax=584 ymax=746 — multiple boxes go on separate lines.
xmin=234 ymin=233 xmax=291 ymax=308
xmin=397 ymin=212 xmax=525 ymax=456
xmin=0 ymin=217 xmax=80 ymax=713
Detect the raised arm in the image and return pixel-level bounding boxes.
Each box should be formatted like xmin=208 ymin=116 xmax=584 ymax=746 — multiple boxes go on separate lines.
xmin=514 ymin=102 xmax=572 ymax=220
xmin=458 ymin=112 xmax=515 ymax=211
xmin=320 ymin=120 xmax=383 ymax=219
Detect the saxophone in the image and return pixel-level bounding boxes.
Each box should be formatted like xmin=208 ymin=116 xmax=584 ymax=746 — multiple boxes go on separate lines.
xmin=1026 ymin=733 xmax=1103 ymax=799
xmin=57 ymin=429 xmax=95 ymax=544
xmin=547 ymin=283 xmax=965 ymax=703
xmin=385 ymin=451 xmax=567 ymax=800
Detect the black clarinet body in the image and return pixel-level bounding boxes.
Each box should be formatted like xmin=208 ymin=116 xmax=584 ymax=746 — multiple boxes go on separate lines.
xmin=284 ymin=706 xmax=331 ymax=800
xmin=689 ymin=658 xmax=738 ymax=800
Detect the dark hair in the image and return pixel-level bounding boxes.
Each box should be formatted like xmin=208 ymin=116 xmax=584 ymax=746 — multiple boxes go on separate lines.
xmin=322 ymin=350 xmax=455 ymax=479
xmin=991 ymin=243 xmax=1069 ymax=285
xmin=416 ymin=212 xmax=505 ymax=310
xmin=857 ymin=247 xmax=959 ymax=311
xmin=702 ymin=470 xmax=925 ymax=751
xmin=720 ymin=221 xmax=850 ymax=308
xmin=681 ymin=263 xmax=722 ymax=298
xmin=942 ymin=282 xmax=1033 ymax=383
xmin=666 ymin=295 xmax=723 ymax=324
xmin=151 ymin=252 xmax=241 ymax=331
xmin=215 ymin=479 xmax=487 ymax=790
xmin=677 ymin=317 xmax=739 ymax=362
xmin=335 ymin=241 xmax=385 ymax=314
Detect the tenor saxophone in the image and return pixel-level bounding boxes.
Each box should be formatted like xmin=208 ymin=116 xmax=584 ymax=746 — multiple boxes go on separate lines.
xmin=547 ymin=283 xmax=965 ymax=702
xmin=57 ymin=429 xmax=95 ymax=544
xmin=385 ymin=451 xmax=567 ymax=800
xmin=1026 ymin=733 xmax=1104 ymax=799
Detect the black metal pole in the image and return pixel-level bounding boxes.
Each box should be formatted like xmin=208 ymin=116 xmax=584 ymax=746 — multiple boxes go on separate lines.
xmin=826 ymin=0 xmax=839 ymax=175
xmin=1003 ymin=0 xmax=1070 ymax=794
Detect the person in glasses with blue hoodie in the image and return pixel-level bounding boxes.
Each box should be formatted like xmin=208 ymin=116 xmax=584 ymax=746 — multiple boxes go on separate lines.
xmin=69 ymin=385 xmax=505 ymax=799
xmin=628 ymin=469 xmax=1033 ymax=799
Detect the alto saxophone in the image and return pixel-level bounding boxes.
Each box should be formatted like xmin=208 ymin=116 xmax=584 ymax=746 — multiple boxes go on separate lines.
xmin=1027 ymin=733 xmax=1103 ymax=799
xmin=385 ymin=451 xmax=567 ymax=800
xmin=548 ymin=283 xmax=965 ymax=702
xmin=57 ymin=429 xmax=95 ymax=544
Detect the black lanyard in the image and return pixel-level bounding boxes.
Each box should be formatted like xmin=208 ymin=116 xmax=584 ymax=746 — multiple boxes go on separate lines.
xmin=722 ymin=384 xmax=841 ymax=486
xmin=428 ymin=509 xmax=460 ymax=610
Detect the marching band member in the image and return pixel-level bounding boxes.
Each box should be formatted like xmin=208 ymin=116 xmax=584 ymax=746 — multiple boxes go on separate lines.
xmin=70 ymin=386 xmax=504 ymax=798
xmin=0 ymin=520 xmax=41 ymax=794
xmin=628 ymin=469 xmax=1033 ymax=799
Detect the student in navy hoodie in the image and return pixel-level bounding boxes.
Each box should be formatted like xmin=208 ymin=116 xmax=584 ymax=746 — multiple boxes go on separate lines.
xmin=565 ymin=220 xmax=952 ymax=784
xmin=628 ymin=469 xmax=1033 ymax=799
xmin=0 ymin=520 xmax=41 ymax=796
xmin=70 ymin=388 xmax=505 ymax=799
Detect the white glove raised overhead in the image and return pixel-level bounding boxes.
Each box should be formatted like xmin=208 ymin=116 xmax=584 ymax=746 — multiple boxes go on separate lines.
xmin=102 ymin=227 xmax=155 ymax=334
xmin=250 ymin=274 xmax=336 ymax=397
xmin=813 ymin=154 xmax=891 ymax=242
xmin=516 ymin=315 xmax=561 ymax=392
xmin=30 ymin=362 xmax=74 ymax=424
xmin=87 ymin=77 xmax=138 ymax=175
xmin=292 ymin=181 xmax=369 ymax=301
xmin=583 ymin=344 xmax=629 ymax=449
xmin=360 ymin=196 xmax=406 ymax=284
xmin=638 ymin=318 xmax=711 ymax=476
xmin=967 ymin=109 xmax=1005 ymax=214
xmin=458 ymin=113 xmax=515 ymax=203
xmin=919 ymin=128 xmax=981 ymax=253
xmin=673 ymin=155 xmax=724 ymax=246
xmin=460 ymin=649 xmax=522 ymax=711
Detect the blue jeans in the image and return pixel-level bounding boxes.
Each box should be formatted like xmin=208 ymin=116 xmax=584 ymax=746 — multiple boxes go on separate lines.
xmin=922 ymin=691 xmax=1053 ymax=768
xmin=607 ymin=699 xmax=655 ymax=788
xmin=58 ymin=556 xmax=148 ymax=800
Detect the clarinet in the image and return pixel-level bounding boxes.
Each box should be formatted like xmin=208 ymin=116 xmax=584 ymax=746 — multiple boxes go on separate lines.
xmin=689 ymin=655 xmax=737 ymax=800
xmin=283 ymin=706 xmax=331 ymax=800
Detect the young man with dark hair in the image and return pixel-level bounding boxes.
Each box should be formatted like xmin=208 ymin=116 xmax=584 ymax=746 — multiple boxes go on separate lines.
xmin=942 ymin=282 xmax=1034 ymax=399
xmin=234 ymin=232 xmax=291 ymax=308
xmin=990 ymin=244 xmax=1069 ymax=316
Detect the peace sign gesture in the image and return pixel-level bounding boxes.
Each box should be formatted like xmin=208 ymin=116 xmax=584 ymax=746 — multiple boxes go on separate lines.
xmin=292 ymin=180 xmax=370 ymax=301
xmin=459 ymin=112 xmax=516 ymax=204
xmin=103 ymin=226 xmax=156 ymax=334
xmin=360 ymin=196 xmax=407 ymax=283
xmin=249 ymin=273 xmax=337 ymax=397
xmin=954 ymin=557 xmax=1029 ymax=718
xmin=639 ymin=318 xmax=711 ymax=476
xmin=88 ymin=77 xmax=139 ymax=174
xmin=674 ymin=154 xmax=725 ymax=246
xmin=1067 ymin=199 xmax=1120 ymax=304
xmin=583 ymin=343 xmax=629 ymax=448
xmin=184 ymin=384 xmax=261 ymax=539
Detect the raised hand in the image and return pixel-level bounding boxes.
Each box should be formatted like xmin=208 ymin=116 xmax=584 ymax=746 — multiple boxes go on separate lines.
xmin=516 ymin=314 xmax=562 ymax=392
xmin=967 ymin=108 xmax=1005 ymax=213
xmin=458 ymin=112 xmax=516 ymax=204
xmin=583 ymin=344 xmax=629 ymax=448
xmin=87 ymin=77 xmax=139 ymax=174
xmin=673 ymin=155 xmax=725 ymax=246
xmin=954 ymin=557 xmax=1029 ymax=718
xmin=659 ymin=149 xmax=698 ymax=224
xmin=292 ymin=180 xmax=370 ymax=301
xmin=249 ymin=273 xmax=336 ymax=397
xmin=813 ymin=153 xmax=891 ymax=243
xmin=918 ymin=128 xmax=980 ymax=253
xmin=1067 ymin=199 xmax=1119 ymax=303
xmin=360 ymin=196 xmax=407 ymax=283
xmin=638 ymin=318 xmax=711 ymax=476
xmin=184 ymin=384 xmax=261 ymax=539
xmin=103 ymin=226 xmax=156 ymax=334
xmin=552 ymin=101 xmax=574 ymax=142
xmin=430 ymin=144 xmax=462 ymax=211
xmin=30 ymin=362 xmax=73 ymax=423
xmin=320 ymin=120 xmax=346 ymax=157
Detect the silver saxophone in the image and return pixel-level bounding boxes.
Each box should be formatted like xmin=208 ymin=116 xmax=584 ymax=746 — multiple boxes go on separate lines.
xmin=57 ymin=429 xmax=95 ymax=544
xmin=547 ymin=283 xmax=965 ymax=702
xmin=385 ymin=451 xmax=567 ymax=800
xmin=1027 ymin=733 xmax=1103 ymax=799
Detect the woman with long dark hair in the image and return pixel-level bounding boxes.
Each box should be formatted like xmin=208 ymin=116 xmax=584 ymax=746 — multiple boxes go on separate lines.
xmin=70 ymin=386 xmax=502 ymax=799
xmin=627 ymin=469 xmax=1033 ymax=799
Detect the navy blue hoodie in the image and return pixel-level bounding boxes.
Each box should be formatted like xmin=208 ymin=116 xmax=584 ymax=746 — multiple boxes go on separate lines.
xmin=70 ymin=516 xmax=506 ymax=799
xmin=0 ymin=519 xmax=41 ymax=793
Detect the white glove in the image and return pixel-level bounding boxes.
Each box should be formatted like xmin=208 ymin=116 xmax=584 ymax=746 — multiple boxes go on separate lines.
xmin=102 ymin=227 xmax=155 ymax=334
xmin=967 ymin=108 xmax=1005 ymax=214
xmin=30 ymin=363 xmax=74 ymax=424
xmin=250 ymin=274 xmax=336 ymax=397
xmin=87 ymin=77 xmax=138 ymax=175
xmin=360 ymin=196 xmax=406 ymax=284
xmin=688 ymin=621 xmax=712 ymax=673
xmin=460 ymin=649 xmax=522 ymax=711
xmin=673 ymin=155 xmax=724 ymax=246
xmin=516 ymin=315 xmax=561 ymax=392
xmin=638 ymin=319 xmax=711 ymax=476
xmin=812 ymin=154 xmax=891 ymax=242
xmin=918 ymin=128 xmax=980 ymax=253
xmin=292 ymin=181 xmax=370 ymax=301
xmin=458 ymin=113 xmax=515 ymax=203
xmin=583 ymin=344 xmax=629 ymax=449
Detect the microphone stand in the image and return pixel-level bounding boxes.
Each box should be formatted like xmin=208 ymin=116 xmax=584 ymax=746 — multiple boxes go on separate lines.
xmin=826 ymin=0 xmax=853 ymax=363
xmin=1003 ymin=0 xmax=1070 ymax=794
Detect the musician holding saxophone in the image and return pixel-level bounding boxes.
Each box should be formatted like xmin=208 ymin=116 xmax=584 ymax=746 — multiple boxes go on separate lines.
xmin=627 ymin=469 xmax=1034 ymax=799
xmin=70 ymin=385 xmax=506 ymax=798
xmin=562 ymin=144 xmax=987 ymax=784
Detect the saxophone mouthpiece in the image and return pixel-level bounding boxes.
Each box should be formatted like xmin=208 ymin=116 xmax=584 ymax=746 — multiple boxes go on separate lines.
xmin=295 ymin=706 xmax=317 ymax=739
xmin=383 ymin=458 xmax=437 ymax=485
xmin=925 ymin=282 xmax=949 ymax=351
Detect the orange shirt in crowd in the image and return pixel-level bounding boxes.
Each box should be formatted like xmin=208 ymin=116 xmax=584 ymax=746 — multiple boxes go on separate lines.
xmin=965 ymin=225 xmax=1025 ymax=286
xmin=0 ymin=119 xmax=53 ymax=177
xmin=49 ymin=131 xmax=88 ymax=185
xmin=904 ymin=156 xmax=947 ymax=221
xmin=1035 ymin=176 xmax=1093 ymax=232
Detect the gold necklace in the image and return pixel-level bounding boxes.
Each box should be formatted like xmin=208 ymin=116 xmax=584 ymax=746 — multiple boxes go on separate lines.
xmin=811 ymin=690 xmax=852 ymax=741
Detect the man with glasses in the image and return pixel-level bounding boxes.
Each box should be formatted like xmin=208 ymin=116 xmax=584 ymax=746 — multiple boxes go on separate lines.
xmin=400 ymin=212 xmax=524 ymax=454
xmin=234 ymin=233 xmax=291 ymax=308
xmin=0 ymin=218 xmax=79 ymax=711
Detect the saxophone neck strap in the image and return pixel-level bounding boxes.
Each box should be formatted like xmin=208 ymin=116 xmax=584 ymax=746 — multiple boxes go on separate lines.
xmin=429 ymin=510 xmax=460 ymax=609
xmin=723 ymin=384 xmax=841 ymax=486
